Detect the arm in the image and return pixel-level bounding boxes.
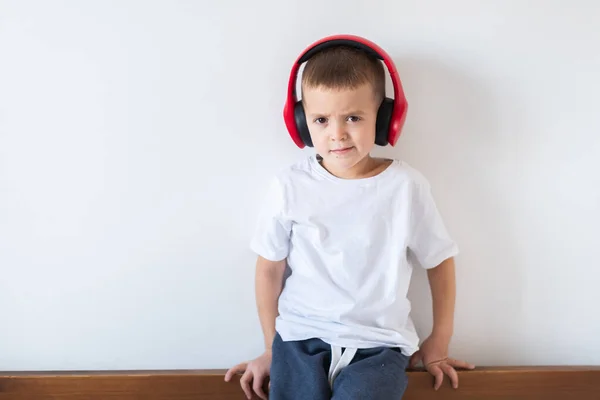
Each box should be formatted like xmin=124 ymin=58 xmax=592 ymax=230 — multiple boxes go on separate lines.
xmin=410 ymin=257 xmax=474 ymax=390
xmin=225 ymin=255 xmax=286 ymax=400
xmin=225 ymin=175 xmax=290 ymax=399
xmin=406 ymin=175 xmax=474 ymax=389
xmin=255 ymin=255 xmax=286 ymax=351
xmin=427 ymin=257 xmax=456 ymax=341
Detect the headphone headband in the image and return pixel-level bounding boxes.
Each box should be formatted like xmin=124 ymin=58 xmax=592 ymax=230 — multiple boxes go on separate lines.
xmin=283 ymin=34 xmax=408 ymax=148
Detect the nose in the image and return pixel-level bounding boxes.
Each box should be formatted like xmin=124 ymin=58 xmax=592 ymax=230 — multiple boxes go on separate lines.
xmin=330 ymin=121 xmax=348 ymax=141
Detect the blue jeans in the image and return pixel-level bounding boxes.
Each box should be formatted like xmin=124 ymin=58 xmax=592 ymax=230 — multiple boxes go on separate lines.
xmin=269 ymin=332 xmax=409 ymax=400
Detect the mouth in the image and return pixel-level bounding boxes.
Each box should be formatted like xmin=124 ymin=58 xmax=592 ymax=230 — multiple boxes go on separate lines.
xmin=330 ymin=146 xmax=354 ymax=155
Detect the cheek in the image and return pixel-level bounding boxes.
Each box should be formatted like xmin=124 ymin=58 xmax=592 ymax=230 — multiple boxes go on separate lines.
xmin=309 ymin=131 xmax=329 ymax=150
xmin=314 ymin=139 xmax=331 ymax=154
xmin=350 ymin=126 xmax=376 ymax=147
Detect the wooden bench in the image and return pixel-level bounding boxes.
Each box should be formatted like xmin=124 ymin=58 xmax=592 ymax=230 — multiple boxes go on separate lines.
xmin=1 ymin=367 xmax=599 ymax=399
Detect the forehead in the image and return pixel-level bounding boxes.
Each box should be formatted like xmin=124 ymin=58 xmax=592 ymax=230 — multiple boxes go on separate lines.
xmin=302 ymin=83 xmax=378 ymax=114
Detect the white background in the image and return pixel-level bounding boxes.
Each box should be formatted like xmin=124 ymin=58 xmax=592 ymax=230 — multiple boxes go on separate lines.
xmin=1 ymin=0 xmax=599 ymax=371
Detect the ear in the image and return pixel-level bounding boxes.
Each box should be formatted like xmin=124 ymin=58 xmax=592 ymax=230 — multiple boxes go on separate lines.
xmin=294 ymin=101 xmax=313 ymax=147
xmin=375 ymin=98 xmax=394 ymax=146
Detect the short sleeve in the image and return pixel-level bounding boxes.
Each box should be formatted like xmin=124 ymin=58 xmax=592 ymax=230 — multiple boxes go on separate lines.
xmin=408 ymin=176 xmax=459 ymax=269
xmin=249 ymin=176 xmax=292 ymax=261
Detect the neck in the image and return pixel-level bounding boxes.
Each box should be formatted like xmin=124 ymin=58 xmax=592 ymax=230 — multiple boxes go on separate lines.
xmin=321 ymin=155 xmax=387 ymax=180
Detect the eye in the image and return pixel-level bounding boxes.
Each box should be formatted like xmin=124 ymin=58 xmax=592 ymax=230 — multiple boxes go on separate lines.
xmin=314 ymin=117 xmax=327 ymax=124
xmin=347 ymin=116 xmax=361 ymax=122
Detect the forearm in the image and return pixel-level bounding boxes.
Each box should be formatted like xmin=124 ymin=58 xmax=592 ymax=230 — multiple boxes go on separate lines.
xmin=255 ymin=256 xmax=286 ymax=351
xmin=426 ymin=257 xmax=456 ymax=340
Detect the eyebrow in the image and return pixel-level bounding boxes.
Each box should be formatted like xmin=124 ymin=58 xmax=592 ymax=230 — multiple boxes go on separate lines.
xmin=307 ymin=110 xmax=366 ymax=118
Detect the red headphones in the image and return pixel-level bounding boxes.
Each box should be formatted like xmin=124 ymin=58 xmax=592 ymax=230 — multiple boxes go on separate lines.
xmin=283 ymin=34 xmax=408 ymax=148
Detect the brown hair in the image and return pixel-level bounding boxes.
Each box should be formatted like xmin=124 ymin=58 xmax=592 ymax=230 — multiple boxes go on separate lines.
xmin=301 ymin=45 xmax=386 ymax=103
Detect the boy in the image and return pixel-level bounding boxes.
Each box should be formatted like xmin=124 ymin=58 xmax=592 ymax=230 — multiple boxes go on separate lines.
xmin=225 ymin=35 xmax=474 ymax=399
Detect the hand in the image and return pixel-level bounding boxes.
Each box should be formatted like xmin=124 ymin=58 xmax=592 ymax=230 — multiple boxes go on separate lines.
xmin=224 ymin=350 xmax=272 ymax=400
xmin=409 ymin=334 xmax=475 ymax=390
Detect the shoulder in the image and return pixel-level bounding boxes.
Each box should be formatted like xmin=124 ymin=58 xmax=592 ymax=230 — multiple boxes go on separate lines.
xmin=268 ymin=155 xmax=320 ymax=187
xmin=386 ymin=159 xmax=431 ymax=190
xmin=259 ymin=155 xmax=318 ymax=199
xmin=281 ymin=155 xmax=317 ymax=177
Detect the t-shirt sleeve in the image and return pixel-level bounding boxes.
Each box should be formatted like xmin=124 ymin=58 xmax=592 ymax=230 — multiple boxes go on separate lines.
xmin=249 ymin=176 xmax=292 ymax=261
xmin=408 ymin=175 xmax=459 ymax=269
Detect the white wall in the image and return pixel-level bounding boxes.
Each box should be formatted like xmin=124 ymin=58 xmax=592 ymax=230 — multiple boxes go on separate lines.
xmin=1 ymin=0 xmax=599 ymax=371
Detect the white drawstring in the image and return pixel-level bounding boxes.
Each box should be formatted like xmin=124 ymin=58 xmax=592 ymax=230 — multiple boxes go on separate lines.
xmin=328 ymin=345 xmax=357 ymax=388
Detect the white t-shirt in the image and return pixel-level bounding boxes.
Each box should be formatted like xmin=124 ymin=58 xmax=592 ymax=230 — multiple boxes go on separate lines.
xmin=250 ymin=155 xmax=459 ymax=359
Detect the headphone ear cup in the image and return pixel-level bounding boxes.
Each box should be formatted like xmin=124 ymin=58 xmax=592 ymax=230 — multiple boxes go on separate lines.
xmin=294 ymin=101 xmax=313 ymax=147
xmin=375 ymin=98 xmax=394 ymax=146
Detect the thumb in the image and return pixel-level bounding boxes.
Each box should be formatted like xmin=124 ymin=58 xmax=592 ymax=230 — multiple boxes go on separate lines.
xmin=409 ymin=351 xmax=423 ymax=369
xmin=224 ymin=363 xmax=246 ymax=382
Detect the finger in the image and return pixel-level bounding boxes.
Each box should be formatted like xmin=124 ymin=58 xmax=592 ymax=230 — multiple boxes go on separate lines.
xmin=428 ymin=364 xmax=444 ymax=390
xmin=239 ymin=370 xmax=253 ymax=400
xmin=224 ymin=363 xmax=247 ymax=382
xmin=441 ymin=363 xmax=459 ymax=389
xmin=449 ymin=358 xmax=476 ymax=370
xmin=409 ymin=351 xmax=422 ymax=368
xmin=253 ymin=374 xmax=268 ymax=400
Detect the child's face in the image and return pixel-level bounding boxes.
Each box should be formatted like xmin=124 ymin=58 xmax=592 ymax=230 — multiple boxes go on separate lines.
xmin=302 ymin=82 xmax=380 ymax=177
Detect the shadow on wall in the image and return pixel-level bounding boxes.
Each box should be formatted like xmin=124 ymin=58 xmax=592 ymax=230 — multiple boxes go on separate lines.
xmin=374 ymin=56 xmax=526 ymax=366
